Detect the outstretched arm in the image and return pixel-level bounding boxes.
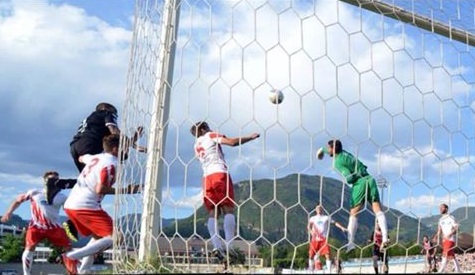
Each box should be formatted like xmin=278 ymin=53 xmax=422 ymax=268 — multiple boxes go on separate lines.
xmin=96 ymin=183 xmax=143 ymax=195
xmin=220 ymin=133 xmax=260 ymax=147
xmin=333 ymin=221 xmax=347 ymax=232
xmin=1 ymin=194 xmax=28 ymax=222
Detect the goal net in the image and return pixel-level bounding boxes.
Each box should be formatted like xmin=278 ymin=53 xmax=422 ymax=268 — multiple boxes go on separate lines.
xmin=114 ymin=0 xmax=475 ymax=273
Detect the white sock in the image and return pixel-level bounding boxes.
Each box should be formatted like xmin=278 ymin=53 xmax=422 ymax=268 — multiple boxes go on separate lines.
xmin=438 ymin=257 xmax=447 ymax=273
xmin=22 ymin=250 xmax=33 ymax=275
xmin=326 ymin=259 xmax=332 ymax=273
xmin=452 ymin=258 xmax=460 ymax=272
xmin=376 ymin=211 xmax=388 ymax=243
xmin=207 ymin=217 xmax=222 ymax=251
xmin=223 ymin=214 xmax=236 ymax=243
xmin=348 ymin=216 xmax=358 ymax=244
xmin=78 ymin=255 xmax=94 ymax=274
xmin=78 ymin=238 xmax=97 ymax=274
xmin=67 ymin=237 xmax=112 ymax=260
xmin=309 ymin=259 xmax=314 ymax=270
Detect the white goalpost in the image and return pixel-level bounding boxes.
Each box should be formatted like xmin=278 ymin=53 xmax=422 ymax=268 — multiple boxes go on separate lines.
xmin=114 ymin=0 xmax=475 ymax=273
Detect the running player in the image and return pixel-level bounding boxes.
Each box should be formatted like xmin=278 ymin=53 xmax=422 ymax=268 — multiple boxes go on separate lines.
xmin=307 ymin=205 xmax=346 ymax=273
xmin=62 ymin=134 xmax=142 ymax=274
xmin=316 ymin=140 xmax=389 ymax=252
xmin=434 ymin=203 xmax=460 ymax=273
xmin=190 ymin=121 xmax=259 ymax=265
xmin=1 ymin=171 xmax=72 ymax=275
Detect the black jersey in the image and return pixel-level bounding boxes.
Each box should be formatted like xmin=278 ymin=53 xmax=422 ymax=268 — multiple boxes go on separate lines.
xmin=71 ymin=110 xmax=117 ymax=144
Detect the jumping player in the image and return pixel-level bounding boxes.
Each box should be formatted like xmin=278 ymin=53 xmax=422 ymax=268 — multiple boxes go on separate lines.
xmin=307 ymin=205 xmax=346 ymax=273
xmin=1 ymin=171 xmax=73 ymax=275
xmin=190 ymin=121 xmax=259 ymax=265
xmin=70 ymin=102 xmax=146 ymax=172
xmin=316 ymin=140 xmax=389 ymax=252
xmin=62 ymin=134 xmax=142 ymax=274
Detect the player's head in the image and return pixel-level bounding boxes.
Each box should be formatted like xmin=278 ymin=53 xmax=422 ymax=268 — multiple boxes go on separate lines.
xmin=423 ymin=235 xmax=428 ymax=242
xmin=439 ymin=203 xmax=449 ymax=215
xmin=103 ymin=134 xmax=121 ymax=154
xmin=43 ymin=171 xmax=59 ymax=184
xmin=96 ymin=102 xmax=118 ymax=115
xmin=190 ymin=121 xmax=210 ymax=137
xmin=315 ymin=204 xmax=324 ymax=215
xmin=327 ymin=139 xmax=342 ymax=156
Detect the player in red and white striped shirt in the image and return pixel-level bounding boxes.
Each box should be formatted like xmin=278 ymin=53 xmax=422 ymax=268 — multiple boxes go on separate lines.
xmin=62 ymin=134 xmax=141 ymax=275
xmin=1 ymin=171 xmax=72 ymax=275
xmin=190 ymin=121 xmax=259 ymax=263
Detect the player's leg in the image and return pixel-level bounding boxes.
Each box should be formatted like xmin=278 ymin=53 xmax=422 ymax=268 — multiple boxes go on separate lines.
xmin=321 ymin=242 xmax=332 ymax=273
xmin=221 ymin=173 xmax=236 ymax=245
xmin=65 ymin=211 xmax=113 ymax=260
xmin=382 ymin=252 xmax=389 ymax=274
xmin=203 ymin=174 xmax=224 ymax=259
xmin=372 ymin=254 xmax=379 ymax=274
xmin=23 ymin=227 xmax=43 ymax=275
xmin=438 ymin=243 xmax=449 ymax=274
xmin=77 ymin=238 xmax=97 ymax=274
xmin=308 ymin=242 xmax=316 ymax=271
xmin=22 ymin=248 xmax=35 ymax=275
xmin=70 ymin=142 xmax=85 ymax=172
xmin=368 ymin=177 xmax=388 ymax=244
xmin=446 ymin=243 xmax=459 ymax=272
xmin=348 ymin=181 xmax=365 ymax=252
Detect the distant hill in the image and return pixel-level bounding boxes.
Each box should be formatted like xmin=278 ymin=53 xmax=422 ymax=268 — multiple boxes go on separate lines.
xmin=159 ymin=173 xmax=432 ymax=246
xmin=0 ymin=214 xmax=28 ymax=228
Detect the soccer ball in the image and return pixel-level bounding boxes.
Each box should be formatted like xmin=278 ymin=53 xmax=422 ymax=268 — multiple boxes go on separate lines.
xmin=269 ymin=89 xmax=284 ymax=104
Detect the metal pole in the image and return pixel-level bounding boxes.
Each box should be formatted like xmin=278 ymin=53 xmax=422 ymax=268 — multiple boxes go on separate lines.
xmin=139 ymin=0 xmax=181 ymax=263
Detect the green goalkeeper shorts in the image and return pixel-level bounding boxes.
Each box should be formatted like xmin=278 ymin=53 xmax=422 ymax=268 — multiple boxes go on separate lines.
xmin=350 ymin=175 xmax=380 ymax=208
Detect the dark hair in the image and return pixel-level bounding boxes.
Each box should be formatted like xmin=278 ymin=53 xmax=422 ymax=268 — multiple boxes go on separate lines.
xmin=440 ymin=203 xmax=449 ymax=210
xmin=43 ymin=171 xmax=59 ymax=181
xmin=96 ymin=102 xmax=117 ymax=114
xmin=327 ymin=139 xmax=343 ymax=153
xmin=103 ymin=134 xmax=121 ymax=152
xmin=190 ymin=121 xmax=210 ymax=137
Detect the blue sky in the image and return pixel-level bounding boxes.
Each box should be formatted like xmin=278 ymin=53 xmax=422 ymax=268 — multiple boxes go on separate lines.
xmin=1 ymin=0 xmax=474 ymax=226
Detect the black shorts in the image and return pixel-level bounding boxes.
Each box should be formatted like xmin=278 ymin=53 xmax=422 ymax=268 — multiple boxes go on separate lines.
xmin=70 ymin=138 xmax=103 ymax=172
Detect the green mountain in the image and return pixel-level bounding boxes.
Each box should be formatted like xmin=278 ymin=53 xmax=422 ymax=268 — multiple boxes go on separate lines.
xmin=162 ymin=173 xmax=431 ymax=247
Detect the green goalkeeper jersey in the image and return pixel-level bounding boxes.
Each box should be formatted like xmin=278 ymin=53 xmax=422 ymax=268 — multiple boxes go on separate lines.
xmin=321 ymin=147 xmax=369 ymax=184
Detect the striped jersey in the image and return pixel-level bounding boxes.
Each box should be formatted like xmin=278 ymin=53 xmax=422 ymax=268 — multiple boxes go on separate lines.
xmin=65 ymin=153 xmax=117 ymax=210
xmin=19 ymin=189 xmax=66 ymax=229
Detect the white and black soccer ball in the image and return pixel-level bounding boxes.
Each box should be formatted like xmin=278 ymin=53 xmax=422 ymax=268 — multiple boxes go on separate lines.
xmin=269 ymin=89 xmax=284 ymax=104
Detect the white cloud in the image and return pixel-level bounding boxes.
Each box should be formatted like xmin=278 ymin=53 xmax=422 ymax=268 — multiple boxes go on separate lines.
xmin=395 ymin=192 xmax=473 ymax=217
xmin=0 ymin=0 xmax=132 ymax=128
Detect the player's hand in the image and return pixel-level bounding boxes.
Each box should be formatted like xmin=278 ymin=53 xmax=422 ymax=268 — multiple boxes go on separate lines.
xmin=126 ymin=184 xmax=143 ymax=194
xmin=1 ymin=213 xmax=11 ymax=223
xmin=135 ymin=126 xmax=145 ymax=138
xmin=251 ymin=133 xmax=260 ymax=140
xmin=316 ymin=148 xmax=324 ymax=160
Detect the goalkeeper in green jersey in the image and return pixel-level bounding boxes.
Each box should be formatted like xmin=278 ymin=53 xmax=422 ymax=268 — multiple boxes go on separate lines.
xmin=316 ymin=139 xmax=389 ymax=253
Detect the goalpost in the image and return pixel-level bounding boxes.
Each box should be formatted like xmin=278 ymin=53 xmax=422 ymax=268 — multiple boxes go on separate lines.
xmin=114 ymin=0 xmax=475 ymax=273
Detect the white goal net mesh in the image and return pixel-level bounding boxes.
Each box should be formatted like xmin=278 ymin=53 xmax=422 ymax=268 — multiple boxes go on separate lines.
xmin=113 ymin=0 xmax=475 ymax=273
